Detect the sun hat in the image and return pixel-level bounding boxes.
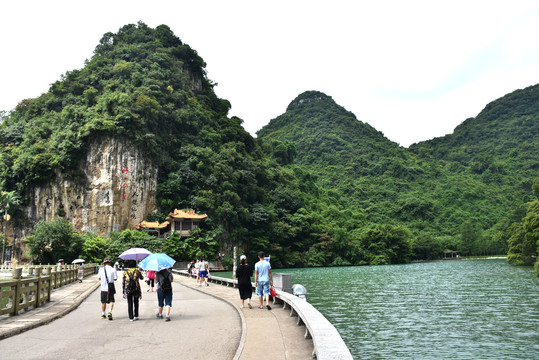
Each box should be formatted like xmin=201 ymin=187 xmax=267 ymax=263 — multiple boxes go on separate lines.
xmin=103 ymin=257 xmax=113 ymax=264
xmin=240 ymin=255 xmax=247 ymax=260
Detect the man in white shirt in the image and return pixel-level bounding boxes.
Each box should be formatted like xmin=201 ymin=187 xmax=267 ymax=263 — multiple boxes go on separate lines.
xmin=98 ymin=257 xmax=117 ymax=320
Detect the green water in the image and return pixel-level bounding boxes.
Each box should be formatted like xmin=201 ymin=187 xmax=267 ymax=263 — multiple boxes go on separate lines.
xmin=222 ymin=259 xmax=539 ymax=359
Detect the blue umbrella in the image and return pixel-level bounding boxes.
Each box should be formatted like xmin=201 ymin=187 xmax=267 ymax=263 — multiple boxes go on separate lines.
xmin=138 ymin=253 xmax=176 ymax=271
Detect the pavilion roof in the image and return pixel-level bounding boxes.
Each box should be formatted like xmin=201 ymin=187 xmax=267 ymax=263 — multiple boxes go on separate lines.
xmin=168 ymin=209 xmax=208 ymax=220
xmin=136 ymin=220 xmax=170 ymax=230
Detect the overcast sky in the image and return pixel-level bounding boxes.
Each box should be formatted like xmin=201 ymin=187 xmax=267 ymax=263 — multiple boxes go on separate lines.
xmin=1 ymin=1 xmax=539 ymax=147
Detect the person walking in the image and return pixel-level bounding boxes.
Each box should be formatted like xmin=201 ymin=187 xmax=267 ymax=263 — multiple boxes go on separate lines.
xmin=77 ymin=263 xmax=84 ymax=282
xmin=146 ymin=269 xmax=156 ymax=292
xmin=194 ymin=258 xmax=201 ymax=285
xmin=188 ymin=260 xmax=196 ymax=279
xmin=254 ymin=251 xmax=273 ymax=310
xmin=198 ymin=257 xmax=209 ymax=286
xmin=156 ymin=267 xmax=174 ymax=321
xmin=98 ymin=257 xmax=118 ymax=320
xmin=236 ymin=254 xmax=253 ymax=308
xmin=123 ymin=260 xmax=144 ymax=321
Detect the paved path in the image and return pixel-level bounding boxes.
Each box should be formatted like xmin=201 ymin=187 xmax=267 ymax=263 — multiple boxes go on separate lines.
xmin=0 ymin=273 xmax=313 ymax=359
xmin=176 ymin=274 xmax=313 ymax=360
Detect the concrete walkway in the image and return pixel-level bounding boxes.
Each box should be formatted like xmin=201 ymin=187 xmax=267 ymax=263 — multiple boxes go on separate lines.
xmin=176 ymin=274 xmax=314 ymax=360
xmin=0 ymin=273 xmax=313 ymax=359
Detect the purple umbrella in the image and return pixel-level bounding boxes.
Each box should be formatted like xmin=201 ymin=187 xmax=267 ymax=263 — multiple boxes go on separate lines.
xmin=118 ymin=247 xmax=152 ymax=261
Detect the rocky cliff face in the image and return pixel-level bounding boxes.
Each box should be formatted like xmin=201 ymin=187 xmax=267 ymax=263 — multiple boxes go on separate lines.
xmin=15 ymin=137 xmax=158 ymax=241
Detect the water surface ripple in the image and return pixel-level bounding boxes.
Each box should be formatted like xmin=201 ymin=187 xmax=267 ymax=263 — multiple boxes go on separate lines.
xmin=279 ymin=260 xmax=538 ymax=359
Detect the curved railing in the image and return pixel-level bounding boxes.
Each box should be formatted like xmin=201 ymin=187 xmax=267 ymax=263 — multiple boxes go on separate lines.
xmin=174 ymin=270 xmax=353 ymax=360
xmin=0 ymin=264 xmax=96 ymax=316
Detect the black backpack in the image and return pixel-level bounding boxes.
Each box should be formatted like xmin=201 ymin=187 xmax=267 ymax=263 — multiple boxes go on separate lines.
xmin=161 ymin=271 xmax=172 ymax=294
xmin=126 ymin=270 xmax=138 ymax=295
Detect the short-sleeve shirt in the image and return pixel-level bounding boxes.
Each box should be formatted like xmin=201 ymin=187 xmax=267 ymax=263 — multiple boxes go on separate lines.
xmin=255 ymin=260 xmax=271 ymax=282
xmin=98 ymin=265 xmax=117 ymax=291
xmin=156 ymin=269 xmax=173 ymax=289
xmin=198 ymin=261 xmax=207 ymax=272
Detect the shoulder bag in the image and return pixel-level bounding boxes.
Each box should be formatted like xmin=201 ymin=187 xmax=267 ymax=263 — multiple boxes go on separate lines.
xmin=104 ymin=266 xmax=116 ymax=294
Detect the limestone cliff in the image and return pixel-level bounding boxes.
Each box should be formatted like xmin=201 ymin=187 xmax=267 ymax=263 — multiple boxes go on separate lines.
xmin=16 ymin=137 xmax=158 ymax=240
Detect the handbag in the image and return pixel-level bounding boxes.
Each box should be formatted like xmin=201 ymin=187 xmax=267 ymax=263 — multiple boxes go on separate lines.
xmin=104 ymin=267 xmax=116 ymax=294
xmin=270 ymin=285 xmax=277 ymax=298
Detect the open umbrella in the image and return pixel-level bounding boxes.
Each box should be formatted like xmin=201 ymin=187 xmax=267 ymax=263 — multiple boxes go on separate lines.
xmin=72 ymin=258 xmax=85 ymax=264
xmin=118 ymin=247 xmax=152 ymax=261
xmin=138 ymin=253 xmax=176 ymax=271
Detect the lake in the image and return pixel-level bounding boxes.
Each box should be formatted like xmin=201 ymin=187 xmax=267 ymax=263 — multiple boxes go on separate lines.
xmin=224 ymin=259 xmax=539 ymax=359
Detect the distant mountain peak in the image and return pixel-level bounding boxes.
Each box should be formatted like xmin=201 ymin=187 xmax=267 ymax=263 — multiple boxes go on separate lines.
xmin=287 ymin=91 xmax=334 ymax=111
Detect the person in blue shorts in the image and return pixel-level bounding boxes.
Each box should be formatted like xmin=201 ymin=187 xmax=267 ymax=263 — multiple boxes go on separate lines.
xmin=198 ymin=257 xmax=209 ymax=286
xmin=156 ymin=268 xmax=173 ymax=321
xmin=254 ymin=251 xmax=273 ymax=310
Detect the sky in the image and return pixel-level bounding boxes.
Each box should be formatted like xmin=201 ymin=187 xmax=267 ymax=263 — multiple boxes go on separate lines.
xmin=1 ymin=1 xmax=539 ymax=147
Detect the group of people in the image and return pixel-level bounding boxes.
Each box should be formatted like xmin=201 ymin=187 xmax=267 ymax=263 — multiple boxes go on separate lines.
xmin=187 ymin=257 xmax=210 ymax=287
xmin=236 ymin=251 xmax=273 ymax=310
xmin=98 ymin=257 xmax=174 ymax=321
xmin=98 ymin=250 xmax=274 ymax=322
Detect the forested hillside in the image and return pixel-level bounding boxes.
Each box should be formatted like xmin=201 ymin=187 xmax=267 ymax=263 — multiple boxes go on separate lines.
xmin=257 ymin=89 xmax=538 ymax=262
xmin=0 ymin=23 xmax=320 ymax=267
xmin=0 ymin=23 xmax=536 ymax=269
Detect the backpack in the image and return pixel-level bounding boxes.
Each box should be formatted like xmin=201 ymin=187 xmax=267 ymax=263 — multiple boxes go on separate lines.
xmin=161 ymin=271 xmax=172 ymax=294
xmin=125 ymin=270 xmax=138 ymax=295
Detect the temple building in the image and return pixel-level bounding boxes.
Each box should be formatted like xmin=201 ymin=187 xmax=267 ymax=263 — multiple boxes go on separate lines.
xmin=136 ymin=209 xmax=208 ymax=238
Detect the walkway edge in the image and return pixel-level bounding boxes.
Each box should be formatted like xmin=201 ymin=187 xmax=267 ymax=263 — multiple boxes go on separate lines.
xmin=0 ymin=278 xmax=101 ymax=341
xmin=173 ymin=271 xmax=246 ymax=360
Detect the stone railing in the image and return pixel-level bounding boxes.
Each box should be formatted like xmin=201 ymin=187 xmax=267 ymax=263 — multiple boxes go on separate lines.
xmin=173 ymin=270 xmax=353 ymax=360
xmin=0 ymin=264 xmax=96 ymax=316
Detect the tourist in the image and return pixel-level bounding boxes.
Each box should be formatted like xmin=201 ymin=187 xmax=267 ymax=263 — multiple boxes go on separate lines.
xmin=236 ymin=254 xmax=253 ymax=308
xmin=156 ymin=267 xmax=174 ymax=321
xmin=123 ymin=260 xmax=144 ymax=321
xmin=98 ymin=257 xmax=117 ymax=320
xmin=194 ymin=258 xmax=201 ymax=284
xmin=254 ymin=251 xmax=273 ymax=310
xmin=188 ymin=260 xmax=196 ymax=278
xmin=198 ymin=257 xmax=209 ymax=286
xmin=146 ymin=269 xmax=156 ymax=292
xmin=77 ymin=263 xmax=84 ymax=282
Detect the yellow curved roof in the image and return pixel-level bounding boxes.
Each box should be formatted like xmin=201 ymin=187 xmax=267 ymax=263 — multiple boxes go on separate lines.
xmin=136 ymin=220 xmax=170 ymax=229
xmin=168 ymin=209 xmax=208 ymax=220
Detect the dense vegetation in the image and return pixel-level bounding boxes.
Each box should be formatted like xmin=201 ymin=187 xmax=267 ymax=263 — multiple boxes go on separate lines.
xmin=257 ymin=89 xmax=538 ymax=266
xmin=0 ymin=23 xmax=323 ymax=267
xmin=1 ymin=23 xmax=537 ymax=271
xmin=506 ymin=178 xmax=539 ymax=275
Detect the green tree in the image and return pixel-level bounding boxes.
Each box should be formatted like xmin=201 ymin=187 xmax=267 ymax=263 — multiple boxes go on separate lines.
xmin=359 ymin=224 xmax=412 ymax=265
xmin=26 ymin=218 xmax=84 ymax=264
xmin=107 ymin=229 xmax=162 ymax=255
xmin=459 ymin=221 xmax=477 ymax=256
xmin=507 ymin=178 xmax=539 ymax=272
xmin=411 ymin=235 xmax=442 ymax=260
xmin=0 ymin=190 xmax=21 ymax=263
xmin=80 ymin=233 xmax=109 ymax=263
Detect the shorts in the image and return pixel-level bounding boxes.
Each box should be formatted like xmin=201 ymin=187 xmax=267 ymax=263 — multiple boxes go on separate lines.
xmin=157 ymin=288 xmax=173 ymax=307
xmin=198 ymin=270 xmax=207 ymax=278
xmin=257 ymin=281 xmax=270 ymax=297
xmin=101 ymin=291 xmax=115 ymax=303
